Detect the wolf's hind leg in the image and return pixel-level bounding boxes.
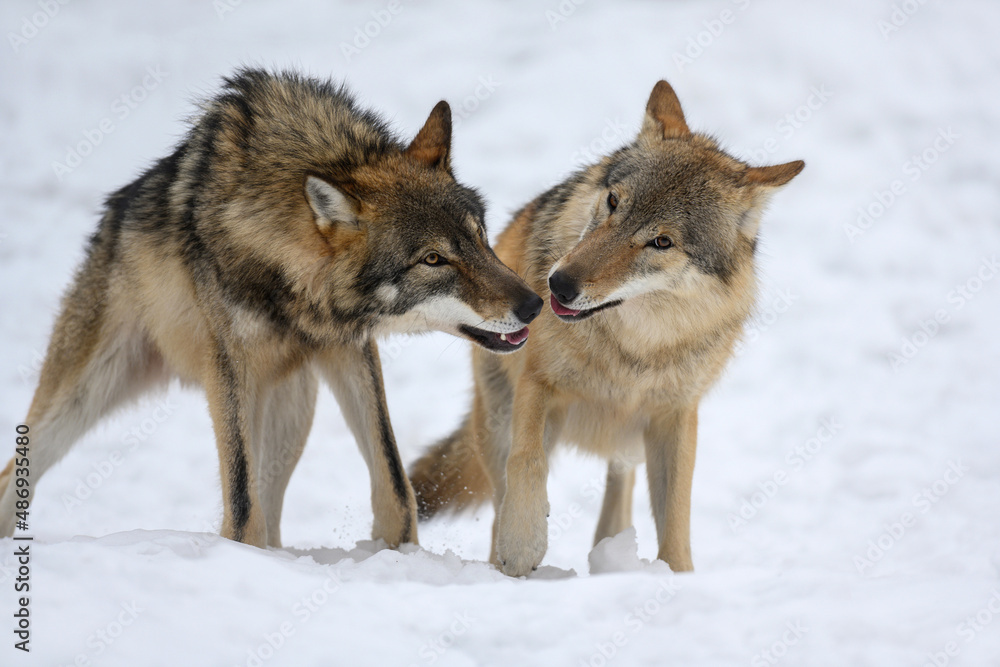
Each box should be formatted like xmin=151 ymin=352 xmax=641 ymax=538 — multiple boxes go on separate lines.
xmin=255 ymin=366 xmax=318 ymax=548
xmin=0 ymin=321 xmax=167 ymax=536
xmin=319 ymin=340 xmax=417 ymax=548
xmin=593 ymin=462 xmax=636 ymax=546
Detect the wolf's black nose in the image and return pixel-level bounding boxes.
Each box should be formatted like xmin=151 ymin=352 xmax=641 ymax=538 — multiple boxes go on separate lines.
xmin=515 ymin=293 xmax=544 ymax=324
xmin=548 ymin=271 xmax=579 ymax=305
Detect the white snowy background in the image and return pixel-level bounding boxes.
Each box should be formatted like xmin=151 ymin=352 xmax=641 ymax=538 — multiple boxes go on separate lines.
xmin=2 ymin=1 xmax=999 ymax=665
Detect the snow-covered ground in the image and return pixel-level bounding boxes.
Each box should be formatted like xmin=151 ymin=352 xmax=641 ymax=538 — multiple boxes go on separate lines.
xmin=2 ymin=1 xmax=999 ymax=664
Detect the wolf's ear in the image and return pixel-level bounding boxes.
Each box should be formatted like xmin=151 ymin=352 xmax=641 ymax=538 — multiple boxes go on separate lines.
xmin=740 ymin=160 xmax=805 ymax=188
xmin=405 ymin=100 xmax=452 ymax=171
xmin=640 ymin=80 xmax=690 ymax=140
xmin=736 ymin=160 xmax=805 ymax=238
xmin=305 ymin=176 xmax=358 ymax=229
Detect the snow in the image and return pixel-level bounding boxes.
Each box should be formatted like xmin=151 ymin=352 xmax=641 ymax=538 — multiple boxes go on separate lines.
xmin=588 ymin=528 xmax=672 ymax=576
xmin=2 ymin=0 xmax=1000 ymax=665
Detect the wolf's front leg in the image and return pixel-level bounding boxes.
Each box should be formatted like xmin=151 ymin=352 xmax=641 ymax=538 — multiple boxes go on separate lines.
xmin=319 ymin=340 xmax=417 ymax=547
xmin=495 ymin=375 xmax=552 ymax=576
xmin=204 ymin=343 xmax=267 ymax=548
xmin=643 ymin=404 xmax=699 ymax=572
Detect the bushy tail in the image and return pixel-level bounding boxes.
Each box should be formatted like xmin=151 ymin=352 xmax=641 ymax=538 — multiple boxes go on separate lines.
xmin=409 ymin=417 xmax=492 ymax=520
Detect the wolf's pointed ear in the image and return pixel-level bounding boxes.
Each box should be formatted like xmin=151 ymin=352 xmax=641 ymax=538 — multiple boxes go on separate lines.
xmin=740 ymin=160 xmax=805 ymax=188
xmin=305 ymin=176 xmax=358 ymax=230
xmin=736 ymin=160 xmax=805 ymax=239
xmin=640 ymin=80 xmax=690 ymax=140
xmin=405 ymin=100 xmax=452 ymax=171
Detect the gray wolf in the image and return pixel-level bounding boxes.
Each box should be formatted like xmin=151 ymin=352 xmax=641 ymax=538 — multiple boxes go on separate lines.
xmin=410 ymin=80 xmax=803 ymax=575
xmin=0 ymin=69 xmax=542 ymax=548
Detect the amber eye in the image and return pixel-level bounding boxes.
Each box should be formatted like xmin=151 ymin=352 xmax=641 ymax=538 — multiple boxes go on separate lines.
xmin=651 ymin=235 xmax=673 ymax=250
xmin=608 ymin=192 xmax=619 ymax=210
xmin=423 ymin=252 xmax=445 ymax=266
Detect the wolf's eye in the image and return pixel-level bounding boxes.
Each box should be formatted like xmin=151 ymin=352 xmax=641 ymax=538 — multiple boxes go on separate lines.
xmin=651 ymin=235 xmax=673 ymax=250
xmin=423 ymin=252 xmax=446 ymax=266
xmin=608 ymin=192 xmax=619 ymax=210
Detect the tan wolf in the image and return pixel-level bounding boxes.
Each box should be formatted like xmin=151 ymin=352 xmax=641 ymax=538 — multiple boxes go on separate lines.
xmin=410 ymin=80 xmax=803 ymax=576
xmin=0 ymin=69 xmax=543 ymax=549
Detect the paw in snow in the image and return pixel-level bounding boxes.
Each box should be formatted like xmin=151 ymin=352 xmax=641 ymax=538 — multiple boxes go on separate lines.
xmin=496 ymin=501 xmax=548 ymax=577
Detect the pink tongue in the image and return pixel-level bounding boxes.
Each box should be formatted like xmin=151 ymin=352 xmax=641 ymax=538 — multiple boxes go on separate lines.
xmin=550 ymin=294 xmax=581 ymax=317
xmin=505 ymin=327 xmax=529 ymax=345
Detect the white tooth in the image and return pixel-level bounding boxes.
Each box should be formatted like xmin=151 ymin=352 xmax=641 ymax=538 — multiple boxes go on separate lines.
xmin=500 ymin=333 xmax=507 ymax=341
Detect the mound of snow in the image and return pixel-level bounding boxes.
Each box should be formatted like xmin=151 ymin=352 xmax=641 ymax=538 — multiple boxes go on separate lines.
xmin=588 ymin=527 xmax=673 ymax=575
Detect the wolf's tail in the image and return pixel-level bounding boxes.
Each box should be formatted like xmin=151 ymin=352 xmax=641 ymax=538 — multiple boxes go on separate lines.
xmin=409 ymin=416 xmax=492 ymax=520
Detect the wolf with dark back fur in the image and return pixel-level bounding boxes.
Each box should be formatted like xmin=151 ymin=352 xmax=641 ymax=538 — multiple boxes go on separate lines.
xmin=410 ymin=80 xmax=803 ymax=576
xmin=0 ymin=69 xmax=542 ymax=548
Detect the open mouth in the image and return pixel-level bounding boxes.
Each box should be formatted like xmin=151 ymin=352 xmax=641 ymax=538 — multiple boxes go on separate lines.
xmin=550 ymin=294 xmax=622 ymax=322
xmin=458 ymin=324 xmax=530 ymax=352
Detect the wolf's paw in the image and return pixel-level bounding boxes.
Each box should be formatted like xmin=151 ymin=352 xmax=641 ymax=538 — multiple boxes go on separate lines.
xmin=221 ymin=506 xmax=267 ymax=548
xmin=495 ymin=500 xmax=548 ymax=577
xmin=372 ymin=503 xmax=419 ymax=548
